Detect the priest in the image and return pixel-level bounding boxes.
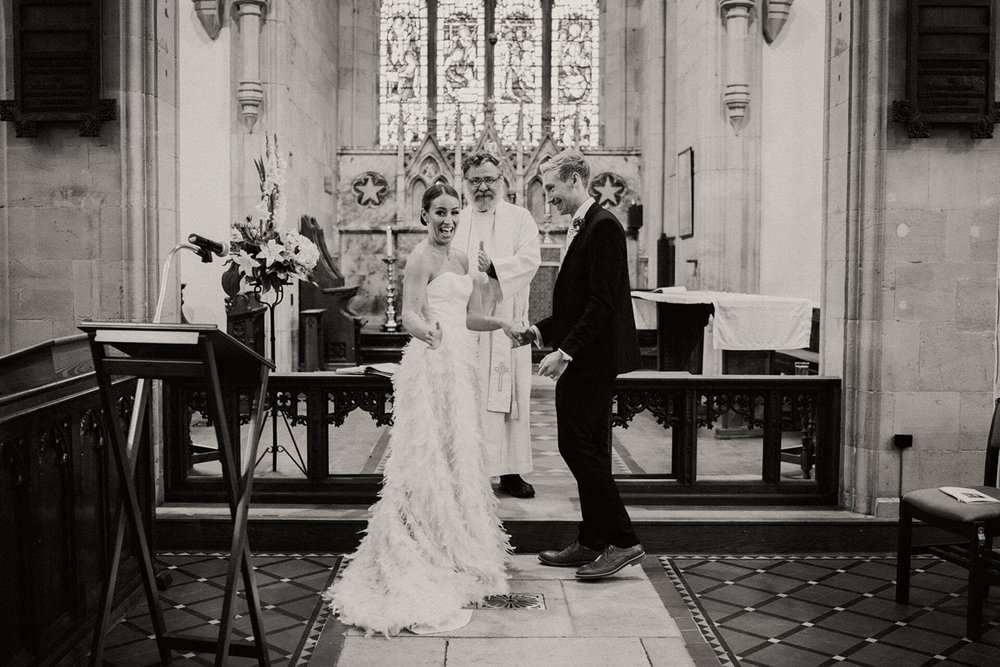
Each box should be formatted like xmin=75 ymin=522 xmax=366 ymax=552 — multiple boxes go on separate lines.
xmin=453 ymin=150 xmax=542 ymax=498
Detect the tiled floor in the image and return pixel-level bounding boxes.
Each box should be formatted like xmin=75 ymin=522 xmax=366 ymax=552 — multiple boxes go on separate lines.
xmin=103 ymin=552 xmax=341 ymax=665
xmin=102 ymin=551 xmax=1000 ymax=666
xmin=148 ymin=376 xmax=1000 ymax=665
xmin=662 ymin=554 xmax=1000 ymax=667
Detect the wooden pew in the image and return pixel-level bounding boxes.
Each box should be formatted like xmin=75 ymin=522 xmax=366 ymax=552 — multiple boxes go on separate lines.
xmin=297 ymin=215 xmax=366 ymax=369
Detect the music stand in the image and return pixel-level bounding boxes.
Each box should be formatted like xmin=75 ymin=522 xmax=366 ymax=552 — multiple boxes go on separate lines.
xmin=81 ymin=322 xmax=275 ymax=666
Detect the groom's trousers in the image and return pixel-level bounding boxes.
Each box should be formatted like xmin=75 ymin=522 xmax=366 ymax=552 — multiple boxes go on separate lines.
xmin=555 ymin=373 xmax=640 ymax=550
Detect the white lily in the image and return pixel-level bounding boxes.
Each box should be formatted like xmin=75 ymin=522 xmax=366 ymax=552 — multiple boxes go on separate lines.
xmin=256 ymin=239 xmax=286 ymax=267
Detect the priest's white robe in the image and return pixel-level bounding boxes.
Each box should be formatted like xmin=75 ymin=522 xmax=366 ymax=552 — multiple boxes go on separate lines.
xmin=453 ymin=199 xmax=541 ymax=476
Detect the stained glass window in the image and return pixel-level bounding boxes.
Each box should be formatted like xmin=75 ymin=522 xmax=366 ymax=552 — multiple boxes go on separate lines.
xmin=552 ymin=0 xmax=599 ymax=147
xmin=379 ymin=0 xmax=427 ymax=146
xmin=378 ymin=0 xmax=599 ymax=148
xmin=436 ymin=0 xmax=485 ymax=147
xmin=495 ymin=1 xmax=542 ymax=146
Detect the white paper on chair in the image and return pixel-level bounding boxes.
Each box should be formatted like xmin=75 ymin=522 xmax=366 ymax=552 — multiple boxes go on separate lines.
xmin=938 ymin=487 xmax=1000 ymax=503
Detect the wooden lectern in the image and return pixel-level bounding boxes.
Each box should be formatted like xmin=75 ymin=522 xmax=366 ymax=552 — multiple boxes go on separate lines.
xmin=80 ymin=322 xmax=274 ymax=666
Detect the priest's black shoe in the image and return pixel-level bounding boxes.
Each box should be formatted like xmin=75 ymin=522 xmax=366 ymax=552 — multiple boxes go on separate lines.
xmin=497 ymin=474 xmax=535 ymax=498
xmin=538 ymin=541 xmax=601 ymax=567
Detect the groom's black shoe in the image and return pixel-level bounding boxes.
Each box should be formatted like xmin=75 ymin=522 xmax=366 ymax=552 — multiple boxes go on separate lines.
xmin=497 ymin=474 xmax=535 ymax=498
xmin=575 ymin=544 xmax=646 ymax=580
xmin=538 ymin=541 xmax=601 ymax=567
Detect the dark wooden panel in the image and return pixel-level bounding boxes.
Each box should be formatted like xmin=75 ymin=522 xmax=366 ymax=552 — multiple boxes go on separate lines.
xmin=0 ymin=334 xmax=93 ymax=397
xmin=0 ymin=375 xmax=150 ymax=664
xmin=1 ymin=0 xmax=117 ymax=137
xmin=893 ymin=0 xmax=999 ymax=137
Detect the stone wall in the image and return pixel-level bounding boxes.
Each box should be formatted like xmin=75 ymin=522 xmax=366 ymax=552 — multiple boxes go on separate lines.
xmin=759 ymin=1 xmax=825 ymax=302
xmin=665 ymin=0 xmax=763 ymax=293
xmin=827 ymin=0 xmax=1000 ymax=515
xmin=202 ymin=0 xmax=342 ymax=371
xmin=336 ymin=0 xmax=379 ymax=148
xmin=0 ymin=0 xmax=179 ymax=354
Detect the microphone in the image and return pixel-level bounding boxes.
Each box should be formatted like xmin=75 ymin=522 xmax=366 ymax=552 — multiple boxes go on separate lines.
xmin=187 ymin=234 xmax=229 ymax=263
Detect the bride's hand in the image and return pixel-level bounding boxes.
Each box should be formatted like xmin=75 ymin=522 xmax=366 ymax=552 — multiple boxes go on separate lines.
xmin=425 ymin=322 xmax=443 ymax=349
xmin=501 ymin=321 xmax=521 ymax=347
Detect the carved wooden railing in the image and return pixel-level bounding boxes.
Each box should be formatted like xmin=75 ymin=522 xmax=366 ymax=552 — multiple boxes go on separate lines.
xmin=164 ymin=372 xmax=841 ymax=506
xmin=0 ymin=375 xmax=151 ymax=665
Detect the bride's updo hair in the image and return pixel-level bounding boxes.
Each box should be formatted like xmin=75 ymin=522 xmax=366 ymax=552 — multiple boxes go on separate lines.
xmin=419 ymin=183 xmax=460 ymax=225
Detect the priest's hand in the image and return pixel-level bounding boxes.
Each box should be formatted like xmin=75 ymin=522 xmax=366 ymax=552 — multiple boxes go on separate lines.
xmin=538 ymin=350 xmax=569 ymax=380
xmin=477 ymin=241 xmax=492 ymax=273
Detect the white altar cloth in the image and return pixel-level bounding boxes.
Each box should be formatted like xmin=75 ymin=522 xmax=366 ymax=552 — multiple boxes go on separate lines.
xmin=631 ymin=287 xmax=814 ymax=351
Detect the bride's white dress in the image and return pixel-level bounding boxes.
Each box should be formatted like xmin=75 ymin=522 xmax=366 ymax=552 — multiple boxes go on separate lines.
xmin=324 ymin=271 xmax=511 ymax=636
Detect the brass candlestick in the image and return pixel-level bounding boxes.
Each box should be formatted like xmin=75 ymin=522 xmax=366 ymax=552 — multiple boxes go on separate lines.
xmin=541 ymin=210 xmax=554 ymax=244
xmin=381 ymin=256 xmax=400 ymax=332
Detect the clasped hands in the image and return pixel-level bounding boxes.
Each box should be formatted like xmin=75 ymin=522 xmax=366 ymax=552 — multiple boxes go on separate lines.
xmin=498 ymin=324 xmax=568 ymax=379
xmin=502 ymin=323 xmax=535 ymax=348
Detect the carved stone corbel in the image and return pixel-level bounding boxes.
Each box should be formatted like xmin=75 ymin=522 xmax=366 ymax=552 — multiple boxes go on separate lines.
xmin=762 ymin=0 xmax=793 ymax=44
xmin=234 ymin=0 xmax=267 ymax=131
xmin=192 ymin=0 xmax=224 ymax=40
xmin=719 ymin=0 xmax=756 ymax=131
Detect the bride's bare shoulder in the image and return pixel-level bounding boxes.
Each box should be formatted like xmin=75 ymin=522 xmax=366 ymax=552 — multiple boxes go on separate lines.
xmin=405 ymin=243 xmax=433 ymax=275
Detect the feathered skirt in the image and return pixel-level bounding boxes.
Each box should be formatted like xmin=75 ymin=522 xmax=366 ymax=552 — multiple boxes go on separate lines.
xmin=323 ymin=324 xmax=512 ymax=636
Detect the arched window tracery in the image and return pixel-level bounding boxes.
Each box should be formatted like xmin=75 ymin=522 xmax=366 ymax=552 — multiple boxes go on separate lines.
xmin=379 ymin=0 xmax=599 ymax=148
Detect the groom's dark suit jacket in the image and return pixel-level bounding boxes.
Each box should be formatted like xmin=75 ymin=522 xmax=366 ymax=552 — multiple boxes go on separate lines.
xmin=535 ymin=201 xmax=641 ymax=378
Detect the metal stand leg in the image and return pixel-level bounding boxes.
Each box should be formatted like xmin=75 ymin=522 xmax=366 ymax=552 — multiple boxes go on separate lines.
xmin=203 ymin=343 xmax=271 ymax=666
xmin=88 ymin=370 xmax=171 ymax=666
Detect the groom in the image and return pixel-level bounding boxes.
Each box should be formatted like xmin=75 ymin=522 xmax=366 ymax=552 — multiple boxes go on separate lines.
xmin=519 ymin=149 xmax=644 ymax=580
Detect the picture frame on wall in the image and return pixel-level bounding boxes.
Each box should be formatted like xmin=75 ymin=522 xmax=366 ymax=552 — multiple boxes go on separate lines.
xmin=678 ymin=147 xmax=694 ymax=239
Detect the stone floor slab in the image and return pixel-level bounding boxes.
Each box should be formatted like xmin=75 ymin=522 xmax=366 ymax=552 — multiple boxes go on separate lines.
xmin=336 ymin=636 xmax=446 ymax=666
xmin=641 ymin=637 xmax=700 ymax=667
xmin=446 ymin=579 xmax=574 ymax=638
xmin=445 ymin=637 xmax=652 ymax=666
xmin=564 ymin=575 xmax=679 ymax=637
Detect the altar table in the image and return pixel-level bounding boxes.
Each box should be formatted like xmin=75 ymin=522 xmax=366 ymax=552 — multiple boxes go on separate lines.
xmin=631 ymin=288 xmax=815 ymax=373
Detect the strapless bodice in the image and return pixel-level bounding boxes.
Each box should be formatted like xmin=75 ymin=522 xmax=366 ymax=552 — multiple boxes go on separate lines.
xmin=425 ymin=272 xmax=472 ymax=328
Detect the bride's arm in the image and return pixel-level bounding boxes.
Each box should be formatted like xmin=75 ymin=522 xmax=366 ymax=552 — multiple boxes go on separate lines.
xmin=402 ymin=250 xmax=442 ymax=346
xmin=466 ymin=270 xmax=513 ymax=334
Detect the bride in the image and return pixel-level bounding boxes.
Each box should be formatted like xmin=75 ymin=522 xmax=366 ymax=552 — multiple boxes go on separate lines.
xmin=324 ymin=183 xmax=516 ymax=636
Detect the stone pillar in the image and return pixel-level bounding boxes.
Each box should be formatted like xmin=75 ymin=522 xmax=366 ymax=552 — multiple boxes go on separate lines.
xmin=639 ymin=0 xmax=666 ymax=288
xmin=234 ymin=0 xmax=267 ymax=131
xmin=825 ymin=0 xmax=1000 ymax=515
xmin=719 ymin=0 xmax=755 ymax=131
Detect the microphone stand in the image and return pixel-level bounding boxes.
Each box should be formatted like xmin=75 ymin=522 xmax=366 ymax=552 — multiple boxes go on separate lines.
xmin=154 ymin=243 xmax=202 ymax=324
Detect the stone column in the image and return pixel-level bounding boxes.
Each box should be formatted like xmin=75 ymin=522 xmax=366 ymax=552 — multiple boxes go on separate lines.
xmin=234 ymin=0 xmax=267 ymax=131
xmin=639 ymin=0 xmax=666 ymax=288
xmin=719 ymin=0 xmax=755 ymax=131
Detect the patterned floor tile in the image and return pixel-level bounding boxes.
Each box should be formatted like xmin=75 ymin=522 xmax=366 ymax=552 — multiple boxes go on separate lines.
xmin=103 ymin=552 xmax=341 ymax=665
xmin=660 ymin=554 xmax=1000 ymax=667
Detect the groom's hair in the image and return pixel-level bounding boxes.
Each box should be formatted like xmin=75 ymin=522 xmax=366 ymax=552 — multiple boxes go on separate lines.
xmin=540 ymin=149 xmax=589 ymax=185
xmin=462 ymin=150 xmax=501 ymax=175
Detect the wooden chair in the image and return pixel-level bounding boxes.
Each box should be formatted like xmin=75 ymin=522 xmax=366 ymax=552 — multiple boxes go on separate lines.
xmin=896 ymin=398 xmax=1000 ymax=640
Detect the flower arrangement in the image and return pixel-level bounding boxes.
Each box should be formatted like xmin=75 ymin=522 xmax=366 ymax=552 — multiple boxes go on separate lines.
xmin=222 ymin=135 xmax=320 ymax=297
